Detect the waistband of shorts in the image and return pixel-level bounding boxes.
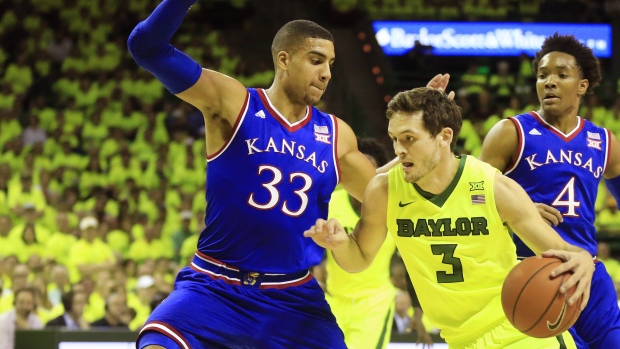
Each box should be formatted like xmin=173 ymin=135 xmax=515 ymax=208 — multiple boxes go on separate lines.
xmin=189 ymin=251 xmax=313 ymax=289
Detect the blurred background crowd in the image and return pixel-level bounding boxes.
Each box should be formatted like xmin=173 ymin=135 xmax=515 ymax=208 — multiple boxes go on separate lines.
xmin=2 ymin=0 xmax=620 ymax=345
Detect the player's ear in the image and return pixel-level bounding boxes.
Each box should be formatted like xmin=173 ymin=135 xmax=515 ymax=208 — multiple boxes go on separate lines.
xmin=438 ymin=127 xmax=453 ymax=148
xmin=578 ymin=79 xmax=589 ymax=96
xmin=276 ymin=51 xmax=291 ymax=71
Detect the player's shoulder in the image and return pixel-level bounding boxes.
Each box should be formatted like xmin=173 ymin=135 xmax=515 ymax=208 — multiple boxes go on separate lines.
xmin=367 ymin=172 xmax=389 ymax=193
xmin=581 ymin=116 xmax=608 ymax=133
xmin=461 ymin=155 xmax=499 ymax=180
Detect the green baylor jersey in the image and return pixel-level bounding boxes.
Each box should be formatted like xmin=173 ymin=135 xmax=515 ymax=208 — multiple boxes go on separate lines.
xmin=387 ymin=155 xmax=518 ymax=343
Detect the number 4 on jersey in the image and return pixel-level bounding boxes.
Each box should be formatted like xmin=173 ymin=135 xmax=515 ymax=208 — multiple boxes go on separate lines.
xmin=551 ymin=177 xmax=580 ymax=217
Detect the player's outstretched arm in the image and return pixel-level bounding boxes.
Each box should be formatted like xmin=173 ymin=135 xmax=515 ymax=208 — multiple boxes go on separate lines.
xmin=494 ymin=173 xmax=593 ymax=309
xmin=127 ymin=0 xmax=246 ymax=122
xmin=304 ymin=174 xmax=389 ymax=273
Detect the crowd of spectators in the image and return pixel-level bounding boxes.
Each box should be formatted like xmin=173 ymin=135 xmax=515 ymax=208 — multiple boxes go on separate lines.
xmin=0 ymin=0 xmax=272 ymax=345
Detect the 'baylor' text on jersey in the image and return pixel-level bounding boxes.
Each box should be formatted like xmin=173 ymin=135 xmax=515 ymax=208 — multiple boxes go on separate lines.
xmin=386 ymin=156 xmax=518 ymax=345
xmin=396 ymin=217 xmax=489 ymax=237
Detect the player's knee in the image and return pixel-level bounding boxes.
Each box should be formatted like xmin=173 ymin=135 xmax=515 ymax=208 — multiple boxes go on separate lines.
xmin=143 ymin=346 xmax=167 ymax=349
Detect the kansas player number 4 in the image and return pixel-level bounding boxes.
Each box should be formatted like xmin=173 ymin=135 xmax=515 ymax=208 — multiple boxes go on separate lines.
xmin=248 ymin=165 xmax=313 ymax=217
xmin=551 ymin=177 xmax=580 ymax=217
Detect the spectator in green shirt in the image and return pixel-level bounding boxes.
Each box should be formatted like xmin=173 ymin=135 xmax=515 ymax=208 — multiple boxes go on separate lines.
xmin=45 ymin=212 xmax=77 ymax=265
xmin=0 ymin=215 xmax=14 ymax=257
xmin=18 ymin=224 xmax=45 ymax=263
xmin=127 ymin=275 xmax=157 ymax=331
xmin=67 ymin=216 xmax=116 ymax=283
xmin=8 ymin=203 xmax=50 ymax=243
xmin=171 ymin=211 xmax=193 ymax=261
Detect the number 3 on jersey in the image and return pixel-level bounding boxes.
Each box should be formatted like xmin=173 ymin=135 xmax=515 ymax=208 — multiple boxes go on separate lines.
xmin=248 ymin=165 xmax=312 ymax=217
xmin=431 ymin=244 xmax=464 ymax=283
xmin=551 ymin=177 xmax=580 ymax=217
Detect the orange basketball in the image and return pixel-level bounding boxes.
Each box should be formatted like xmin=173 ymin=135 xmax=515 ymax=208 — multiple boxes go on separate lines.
xmin=501 ymin=256 xmax=582 ymax=338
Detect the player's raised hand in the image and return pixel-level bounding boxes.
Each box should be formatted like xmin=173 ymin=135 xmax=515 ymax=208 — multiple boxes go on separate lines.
xmin=534 ymin=202 xmax=563 ymax=226
xmin=303 ymin=218 xmax=349 ymax=250
xmin=542 ymin=249 xmax=594 ymax=310
xmin=426 ymin=73 xmax=454 ymax=100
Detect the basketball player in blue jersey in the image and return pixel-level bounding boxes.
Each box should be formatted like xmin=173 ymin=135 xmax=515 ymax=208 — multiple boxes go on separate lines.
xmin=479 ymin=34 xmax=620 ymax=348
xmin=127 ymin=1 xmax=449 ymax=348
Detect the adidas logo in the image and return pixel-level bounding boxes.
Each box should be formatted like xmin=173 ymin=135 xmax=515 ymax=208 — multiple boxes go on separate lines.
xmin=255 ymin=110 xmax=266 ymax=118
xmin=529 ymin=128 xmax=542 ymax=136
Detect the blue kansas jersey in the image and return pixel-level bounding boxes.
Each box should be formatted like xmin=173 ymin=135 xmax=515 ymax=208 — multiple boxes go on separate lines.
xmin=506 ymin=111 xmax=610 ymax=257
xmin=199 ymin=88 xmax=339 ymax=273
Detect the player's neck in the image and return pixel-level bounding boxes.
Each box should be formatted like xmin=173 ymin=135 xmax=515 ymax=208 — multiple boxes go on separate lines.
xmin=538 ymin=108 xmax=579 ymax=134
xmin=265 ymin=87 xmax=308 ymax=123
xmin=416 ymin=155 xmax=460 ymax=196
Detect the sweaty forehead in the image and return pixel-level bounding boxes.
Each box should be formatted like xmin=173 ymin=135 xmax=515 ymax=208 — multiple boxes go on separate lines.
xmin=388 ymin=112 xmax=425 ymax=134
xmin=539 ymin=52 xmax=579 ymax=70
xmin=298 ymin=38 xmax=335 ymax=58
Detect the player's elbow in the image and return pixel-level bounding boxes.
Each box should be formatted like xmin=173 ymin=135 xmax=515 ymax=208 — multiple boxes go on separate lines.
xmin=127 ymin=24 xmax=166 ymax=65
xmin=341 ymin=254 xmax=373 ymax=274
xmin=127 ymin=24 xmax=145 ymax=58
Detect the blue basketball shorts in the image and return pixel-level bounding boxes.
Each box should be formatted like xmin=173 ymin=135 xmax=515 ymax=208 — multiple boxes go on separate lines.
xmin=136 ymin=251 xmax=346 ymax=349
xmin=570 ymin=260 xmax=620 ymax=348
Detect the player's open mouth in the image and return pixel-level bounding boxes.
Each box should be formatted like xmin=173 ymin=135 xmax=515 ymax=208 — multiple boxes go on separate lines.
xmin=543 ymin=93 xmax=559 ymax=101
xmin=402 ymin=162 xmax=414 ymax=169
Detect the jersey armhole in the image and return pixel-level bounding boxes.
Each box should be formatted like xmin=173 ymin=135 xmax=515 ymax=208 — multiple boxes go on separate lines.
xmin=329 ymin=114 xmax=341 ymax=184
xmin=206 ymin=90 xmax=250 ymax=162
xmin=503 ymin=117 xmax=524 ymax=175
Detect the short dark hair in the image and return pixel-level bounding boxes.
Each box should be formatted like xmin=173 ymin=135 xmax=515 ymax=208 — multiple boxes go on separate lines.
xmin=271 ymin=20 xmax=333 ymax=58
xmin=357 ymin=137 xmax=390 ymax=167
xmin=533 ymin=33 xmax=602 ymax=94
xmin=386 ymin=88 xmax=462 ymax=151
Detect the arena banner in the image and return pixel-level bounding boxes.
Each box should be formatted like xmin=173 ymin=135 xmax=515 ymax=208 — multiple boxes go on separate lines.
xmin=373 ymin=21 xmax=612 ymax=57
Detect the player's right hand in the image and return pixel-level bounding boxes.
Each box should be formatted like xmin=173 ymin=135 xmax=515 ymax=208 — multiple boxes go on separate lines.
xmin=534 ymin=202 xmax=563 ymax=226
xmin=426 ymin=73 xmax=454 ymax=100
xmin=303 ymin=218 xmax=349 ymax=250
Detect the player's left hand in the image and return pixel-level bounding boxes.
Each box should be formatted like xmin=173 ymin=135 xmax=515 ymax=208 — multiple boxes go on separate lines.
xmin=542 ymin=249 xmax=594 ymax=311
xmin=426 ymin=73 xmax=454 ymax=100
xmin=303 ymin=218 xmax=349 ymax=251
xmin=409 ymin=308 xmax=433 ymax=348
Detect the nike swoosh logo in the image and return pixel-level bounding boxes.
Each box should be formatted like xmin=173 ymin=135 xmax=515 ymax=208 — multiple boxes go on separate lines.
xmin=399 ymin=201 xmax=414 ymax=207
xmin=547 ymin=294 xmax=568 ymax=331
